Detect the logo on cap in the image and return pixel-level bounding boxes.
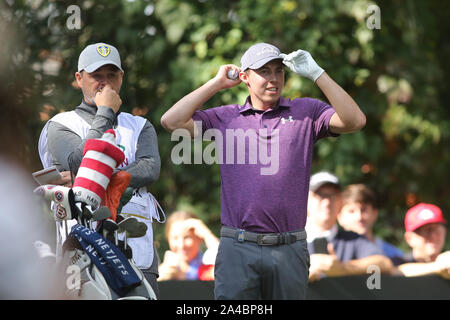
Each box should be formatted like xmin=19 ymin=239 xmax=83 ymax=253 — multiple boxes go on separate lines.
xmin=257 ymin=46 xmax=279 ymax=56
xmin=96 ymin=45 xmax=111 ymax=57
xmin=404 ymin=202 xmax=447 ymax=232
xmin=418 ymin=209 xmax=435 ymax=221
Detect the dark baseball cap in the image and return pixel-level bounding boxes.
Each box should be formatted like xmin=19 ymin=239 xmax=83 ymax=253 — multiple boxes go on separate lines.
xmin=78 ymin=42 xmax=123 ymax=73
xmin=240 ymin=43 xmax=283 ymax=71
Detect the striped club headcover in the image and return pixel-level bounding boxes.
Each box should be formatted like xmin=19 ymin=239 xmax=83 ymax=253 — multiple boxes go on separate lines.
xmin=72 ymin=129 xmax=125 ymax=209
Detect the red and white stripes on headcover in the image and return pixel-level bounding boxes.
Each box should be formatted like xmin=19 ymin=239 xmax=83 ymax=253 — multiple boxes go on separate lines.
xmin=72 ymin=129 xmax=125 ymax=210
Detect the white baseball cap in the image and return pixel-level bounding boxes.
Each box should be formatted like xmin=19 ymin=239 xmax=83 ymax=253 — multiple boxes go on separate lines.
xmin=78 ymin=42 xmax=123 ymax=73
xmin=240 ymin=43 xmax=283 ymax=71
xmin=309 ymin=171 xmax=341 ymax=192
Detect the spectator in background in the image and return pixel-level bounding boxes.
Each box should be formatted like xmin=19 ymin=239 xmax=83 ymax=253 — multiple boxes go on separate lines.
xmin=394 ymin=203 xmax=450 ymax=279
xmin=306 ymin=172 xmax=394 ymax=281
xmin=158 ymin=211 xmax=219 ymax=281
xmin=337 ymin=184 xmax=404 ymax=260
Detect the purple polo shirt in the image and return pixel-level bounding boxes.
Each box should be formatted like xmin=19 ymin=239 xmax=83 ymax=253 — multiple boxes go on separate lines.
xmin=192 ymin=96 xmax=337 ymax=233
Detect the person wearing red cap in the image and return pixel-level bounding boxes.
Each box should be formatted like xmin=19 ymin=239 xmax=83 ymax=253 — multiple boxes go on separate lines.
xmin=394 ymin=203 xmax=450 ymax=278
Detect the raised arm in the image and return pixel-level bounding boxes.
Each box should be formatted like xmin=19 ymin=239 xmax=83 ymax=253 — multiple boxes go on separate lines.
xmin=280 ymin=49 xmax=366 ymax=134
xmin=316 ymin=73 xmax=366 ymax=134
xmin=62 ymin=106 xmax=116 ymax=172
xmin=65 ymin=84 xmax=122 ymax=172
xmin=160 ymin=64 xmax=240 ymax=136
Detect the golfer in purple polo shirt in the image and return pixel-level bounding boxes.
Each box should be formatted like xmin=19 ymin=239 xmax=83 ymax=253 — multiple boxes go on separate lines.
xmin=161 ymin=43 xmax=366 ymax=300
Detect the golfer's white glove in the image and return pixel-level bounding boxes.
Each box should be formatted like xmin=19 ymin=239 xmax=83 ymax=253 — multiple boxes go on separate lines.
xmin=279 ymin=49 xmax=324 ymax=82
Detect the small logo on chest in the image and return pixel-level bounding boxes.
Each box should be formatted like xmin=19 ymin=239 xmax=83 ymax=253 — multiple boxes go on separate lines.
xmin=117 ymin=144 xmax=129 ymax=167
xmin=281 ymin=116 xmax=294 ymax=124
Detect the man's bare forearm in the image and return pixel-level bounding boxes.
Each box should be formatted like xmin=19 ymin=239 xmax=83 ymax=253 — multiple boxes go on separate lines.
xmin=324 ymin=255 xmax=394 ymax=277
xmin=341 ymin=255 xmax=393 ymax=276
xmin=397 ymin=262 xmax=440 ymax=277
xmin=161 ymin=65 xmax=240 ymax=134
xmin=316 ymin=72 xmax=366 ymax=134
xmin=161 ymin=78 xmax=223 ymax=134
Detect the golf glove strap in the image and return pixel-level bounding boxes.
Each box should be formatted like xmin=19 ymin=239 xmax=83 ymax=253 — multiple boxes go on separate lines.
xmin=279 ymin=49 xmax=324 ymax=82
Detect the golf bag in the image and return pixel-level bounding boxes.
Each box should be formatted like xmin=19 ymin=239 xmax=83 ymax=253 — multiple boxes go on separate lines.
xmin=33 ymin=129 xmax=160 ymax=300
xmin=34 ymin=184 xmax=157 ymax=300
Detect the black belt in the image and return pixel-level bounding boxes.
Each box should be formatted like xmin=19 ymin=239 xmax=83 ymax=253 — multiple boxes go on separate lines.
xmin=220 ymin=226 xmax=307 ymax=246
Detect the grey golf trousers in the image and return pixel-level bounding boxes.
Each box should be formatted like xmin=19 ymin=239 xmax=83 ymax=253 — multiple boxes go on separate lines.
xmin=214 ymin=235 xmax=310 ymax=300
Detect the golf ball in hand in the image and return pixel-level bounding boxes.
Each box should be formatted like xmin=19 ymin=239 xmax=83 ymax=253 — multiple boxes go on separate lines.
xmin=227 ymin=69 xmax=239 ymax=80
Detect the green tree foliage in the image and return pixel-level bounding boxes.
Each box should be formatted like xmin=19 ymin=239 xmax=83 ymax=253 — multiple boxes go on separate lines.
xmin=2 ymin=0 xmax=449 ymax=253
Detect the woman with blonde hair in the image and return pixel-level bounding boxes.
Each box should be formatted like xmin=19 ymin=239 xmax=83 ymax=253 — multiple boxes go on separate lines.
xmin=158 ymin=211 xmax=219 ymax=281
